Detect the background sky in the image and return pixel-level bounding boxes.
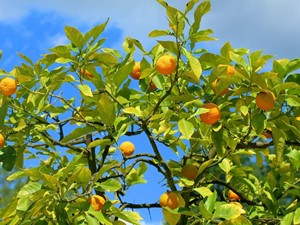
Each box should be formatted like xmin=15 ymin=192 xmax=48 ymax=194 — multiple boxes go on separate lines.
xmin=1 ymin=0 xmax=300 ymax=224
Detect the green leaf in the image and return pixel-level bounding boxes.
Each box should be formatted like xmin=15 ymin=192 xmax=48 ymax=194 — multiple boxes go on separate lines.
xmin=114 ymin=61 xmax=135 ymax=87
xmin=88 ymin=138 xmax=112 ymax=148
xmin=98 ymin=93 xmax=116 ymax=126
xmin=205 ymin=191 xmax=218 ymax=213
xmin=78 ymin=84 xmax=93 ymax=97
xmin=55 ymin=203 xmax=69 ymax=225
xmin=64 ymin=26 xmax=84 ymax=49
xmin=194 ymin=187 xmax=213 ymax=198
xmin=183 ymin=48 xmax=202 ymax=80
xmin=219 ymin=216 xmax=252 ymax=225
xmin=17 ymin=182 xmax=42 ymax=198
xmin=17 ymin=52 xmax=34 ymax=65
xmin=272 ymin=127 xmax=285 ymax=164
xmin=61 ymin=126 xmax=97 ymax=143
xmin=190 ymin=0 xmax=211 ymax=34
xmin=178 ymin=119 xmax=194 ymax=139
xmin=294 ymin=208 xmax=300 ymax=225
xmin=287 ymin=58 xmax=300 ymax=74
xmin=252 ymin=113 xmax=266 ymax=134
xmin=0 ymin=146 xmax=17 ymax=171
xmin=98 ymin=179 xmax=122 ymax=192
xmin=281 ymin=212 xmax=294 ymax=225
xmin=157 ymin=40 xmax=178 ymax=55
xmin=84 ymin=18 xmax=109 ymax=44
xmin=0 ymin=96 xmax=9 ymax=128
xmin=213 ymin=203 xmax=245 ymax=220
xmin=199 ymin=201 xmax=213 ymax=220
xmin=211 ymin=129 xmax=225 ymax=157
xmin=274 ymin=82 xmax=300 ymax=93
xmin=94 ymin=53 xmax=119 ymax=66
xmin=229 ymin=51 xmax=249 ymax=71
xmin=123 ymin=107 xmax=142 ymax=117
xmin=87 ymin=211 xmax=112 ymax=225
xmin=148 ymin=30 xmax=170 ymax=37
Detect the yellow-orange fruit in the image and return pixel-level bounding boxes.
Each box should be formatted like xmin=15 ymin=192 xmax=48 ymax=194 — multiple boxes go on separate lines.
xmin=226 ymin=65 xmax=235 ymax=75
xmin=159 ymin=192 xmax=179 ymax=210
xmin=0 ymin=133 xmax=4 ymax=148
xmin=130 ymin=62 xmax=141 ymax=80
xmin=87 ymin=195 xmax=106 ymax=211
xmin=156 ymin=55 xmax=176 ymax=75
xmin=228 ymin=190 xmax=240 ymax=201
xmin=200 ymin=103 xmax=221 ymax=125
xmin=181 ymin=164 xmax=198 ymax=180
xmin=80 ymin=68 xmax=94 ymax=78
xmin=119 ymin=141 xmax=135 ymax=157
xmin=262 ymin=131 xmax=272 ymax=139
xmin=0 ymin=77 xmax=17 ymax=96
xmin=255 ymin=90 xmax=276 ymax=111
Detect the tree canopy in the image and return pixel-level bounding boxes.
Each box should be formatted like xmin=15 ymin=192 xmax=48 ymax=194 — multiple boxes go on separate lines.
xmin=0 ymin=0 xmax=300 ymax=224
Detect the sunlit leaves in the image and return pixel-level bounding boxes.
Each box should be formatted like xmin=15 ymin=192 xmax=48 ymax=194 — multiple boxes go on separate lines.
xmin=97 ymin=93 xmax=116 ymax=126
xmin=64 ymin=26 xmax=85 ymax=49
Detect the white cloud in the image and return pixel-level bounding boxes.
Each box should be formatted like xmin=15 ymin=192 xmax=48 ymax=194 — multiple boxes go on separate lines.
xmin=1 ymin=0 xmax=300 ymax=58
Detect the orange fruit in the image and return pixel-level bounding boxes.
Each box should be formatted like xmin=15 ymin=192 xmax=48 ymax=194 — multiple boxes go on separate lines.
xmin=159 ymin=191 xmax=179 ymax=210
xmin=80 ymin=68 xmax=94 ymax=78
xmin=228 ymin=190 xmax=240 ymax=201
xmin=181 ymin=164 xmax=198 ymax=180
xmin=130 ymin=62 xmax=141 ymax=80
xmin=226 ymin=65 xmax=235 ymax=75
xmin=262 ymin=129 xmax=272 ymax=139
xmin=0 ymin=77 xmax=17 ymax=96
xmin=200 ymin=103 xmax=221 ymax=125
xmin=119 ymin=141 xmax=135 ymax=157
xmin=87 ymin=195 xmax=106 ymax=211
xmin=0 ymin=133 xmax=4 ymax=148
xmin=156 ymin=55 xmax=176 ymax=75
xmin=255 ymin=90 xmax=276 ymax=111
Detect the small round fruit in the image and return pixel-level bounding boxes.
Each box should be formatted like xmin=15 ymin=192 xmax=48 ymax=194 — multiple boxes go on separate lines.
xmin=87 ymin=195 xmax=106 ymax=211
xmin=156 ymin=55 xmax=176 ymax=75
xmin=200 ymin=103 xmax=221 ymax=125
xmin=0 ymin=77 xmax=17 ymax=96
xmin=181 ymin=164 xmax=198 ymax=180
xmin=0 ymin=133 xmax=4 ymax=148
xmin=255 ymin=90 xmax=276 ymax=111
xmin=130 ymin=62 xmax=141 ymax=80
xmin=228 ymin=190 xmax=240 ymax=201
xmin=159 ymin=192 xmax=179 ymax=210
xmin=119 ymin=141 xmax=135 ymax=157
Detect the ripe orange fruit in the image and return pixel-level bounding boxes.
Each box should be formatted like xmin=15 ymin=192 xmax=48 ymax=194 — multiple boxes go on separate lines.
xmin=130 ymin=62 xmax=141 ymax=80
xmin=262 ymin=129 xmax=272 ymax=139
xmin=87 ymin=195 xmax=106 ymax=211
xmin=119 ymin=141 xmax=135 ymax=157
xmin=181 ymin=164 xmax=198 ymax=180
xmin=0 ymin=77 xmax=17 ymax=96
xmin=228 ymin=190 xmax=240 ymax=201
xmin=200 ymin=103 xmax=221 ymax=125
xmin=155 ymin=55 xmax=176 ymax=75
xmin=159 ymin=191 xmax=179 ymax=210
xmin=0 ymin=133 xmax=4 ymax=148
xmin=255 ymin=90 xmax=276 ymax=111
xmin=80 ymin=68 xmax=94 ymax=78
xmin=226 ymin=65 xmax=235 ymax=75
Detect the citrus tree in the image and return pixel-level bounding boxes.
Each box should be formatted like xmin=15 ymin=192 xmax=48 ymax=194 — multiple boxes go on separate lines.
xmin=1 ymin=0 xmax=300 ymax=224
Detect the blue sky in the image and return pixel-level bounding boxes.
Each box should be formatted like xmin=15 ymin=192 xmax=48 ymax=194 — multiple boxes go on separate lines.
xmin=1 ymin=0 xmax=300 ymax=224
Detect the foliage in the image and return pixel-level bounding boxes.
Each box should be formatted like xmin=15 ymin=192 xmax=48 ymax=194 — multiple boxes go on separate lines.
xmin=1 ymin=0 xmax=300 ymax=224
